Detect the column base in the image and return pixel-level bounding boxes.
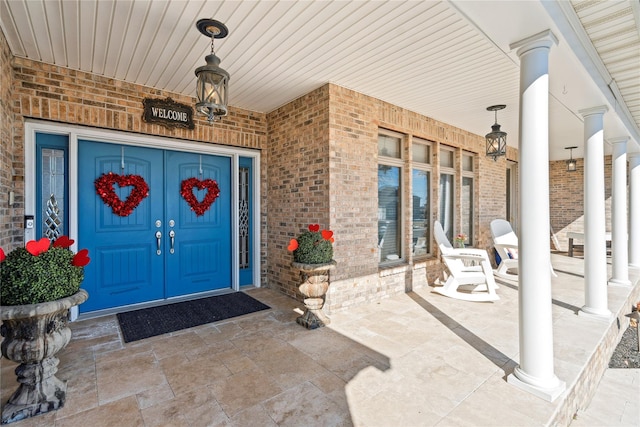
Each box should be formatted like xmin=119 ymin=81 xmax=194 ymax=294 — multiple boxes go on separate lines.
xmin=629 ymin=263 xmax=640 ymax=271
xmin=608 ymin=278 xmax=632 ymax=287
xmin=507 ymin=367 xmax=566 ymax=402
xmin=578 ymin=305 xmax=612 ymax=320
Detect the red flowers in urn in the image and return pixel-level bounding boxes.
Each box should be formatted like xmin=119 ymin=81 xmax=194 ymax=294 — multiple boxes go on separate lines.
xmin=0 ymin=236 xmax=90 ymax=305
xmin=288 ymin=224 xmax=334 ymax=264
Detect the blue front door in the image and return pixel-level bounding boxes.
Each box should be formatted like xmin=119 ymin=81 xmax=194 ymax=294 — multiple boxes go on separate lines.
xmin=165 ymin=151 xmax=231 ymax=297
xmin=78 ymin=140 xmax=231 ymax=313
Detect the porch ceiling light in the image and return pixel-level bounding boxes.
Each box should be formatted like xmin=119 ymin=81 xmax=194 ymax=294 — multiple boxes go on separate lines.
xmin=485 ymin=105 xmax=507 ymax=161
xmin=195 ymin=19 xmax=230 ymax=124
xmin=565 ymin=146 xmax=578 ymax=172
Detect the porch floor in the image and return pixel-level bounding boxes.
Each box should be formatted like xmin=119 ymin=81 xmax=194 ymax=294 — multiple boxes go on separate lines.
xmin=1 ymin=254 xmax=639 ymax=426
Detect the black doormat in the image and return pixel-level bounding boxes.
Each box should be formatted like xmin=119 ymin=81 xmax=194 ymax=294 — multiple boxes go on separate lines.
xmin=116 ymin=292 xmax=270 ymax=343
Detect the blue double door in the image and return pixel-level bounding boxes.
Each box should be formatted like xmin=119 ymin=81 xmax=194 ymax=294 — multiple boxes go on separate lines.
xmin=78 ymin=140 xmax=231 ymax=313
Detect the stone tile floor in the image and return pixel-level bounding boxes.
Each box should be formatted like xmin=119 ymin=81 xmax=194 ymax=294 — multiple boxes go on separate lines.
xmin=1 ymin=254 xmax=639 ymax=426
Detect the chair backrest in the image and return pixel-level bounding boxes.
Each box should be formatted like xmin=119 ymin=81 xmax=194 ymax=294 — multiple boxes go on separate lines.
xmin=435 ymin=220 xmax=462 ymax=268
xmin=434 ymin=220 xmax=470 ymax=275
xmin=434 ymin=221 xmax=453 ymax=251
xmin=490 ymin=219 xmax=517 ymax=244
xmin=490 ymin=219 xmax=518 ymax=258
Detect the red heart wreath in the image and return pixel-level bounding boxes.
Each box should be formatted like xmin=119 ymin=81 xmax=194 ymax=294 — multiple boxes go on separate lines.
xmin=180 ymin=177 xmax=220 ymax=216
xmin=95 ymin=172 xmax=150 ymax=217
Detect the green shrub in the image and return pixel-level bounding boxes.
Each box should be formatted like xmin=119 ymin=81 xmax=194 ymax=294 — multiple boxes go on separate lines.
xmin=291 ymin=227 xmax=334 ymax=264
xmin=1 ymin=245 xmax=86 ymax=306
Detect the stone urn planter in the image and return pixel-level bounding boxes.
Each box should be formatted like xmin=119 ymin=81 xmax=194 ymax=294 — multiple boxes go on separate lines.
xmin=0 ymin=289 xmax=88 ymax=424
xmin=292 ymin=260 xmax=336 ymax=329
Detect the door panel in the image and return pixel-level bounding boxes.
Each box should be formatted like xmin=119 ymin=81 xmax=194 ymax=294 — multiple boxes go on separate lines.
xmin=78 ymin=141 xmax=164 ymax=312
xmin=78 ymin=140 xmax=232 ymax=312
xmin=165 ymin=151 xmax=231 ymax=297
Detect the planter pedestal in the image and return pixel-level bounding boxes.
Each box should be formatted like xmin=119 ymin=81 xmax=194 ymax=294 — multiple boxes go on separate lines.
xmin=291 ymin=261 xmax=336 ymax=329
xmin=0 ymin=290 xmax=88 ymax=424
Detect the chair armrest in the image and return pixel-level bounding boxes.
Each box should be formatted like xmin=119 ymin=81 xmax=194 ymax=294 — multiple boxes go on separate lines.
xmin=443 ymin=253 xmax=485 ymax=261
xmin=494 ymin=243 xmax=518 ymax=250
xmin=452 ymin=248 xmax=490 ymax=257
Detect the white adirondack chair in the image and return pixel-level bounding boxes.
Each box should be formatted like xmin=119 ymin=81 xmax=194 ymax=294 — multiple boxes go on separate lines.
xmin=490 ymin=219 xmax=519 ymax=280
xmin=432 ymin=221 xmax=499 ymax=302
xmin=490 ymin=219 xmax=557 ymax=280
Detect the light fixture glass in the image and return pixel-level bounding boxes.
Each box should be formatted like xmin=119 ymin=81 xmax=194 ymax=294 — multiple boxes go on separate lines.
xmin=485 ymin=105 xmax=507 ymax=161
xmin=565 ymin=146 xmax=578 ymax=172
xmin=195 ymin=19 xmax=230 ymax=124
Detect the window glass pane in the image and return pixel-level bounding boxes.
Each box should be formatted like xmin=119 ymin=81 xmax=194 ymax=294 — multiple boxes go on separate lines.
xmin=462 ymin=154 xmax=473 ymax=171
xmin=41 ymin=148 xmax=66 ymax=239
xmin=412 ymin=169 xmax=430 ymax=256
xmin=378 ymin=134 xmax=401 ymax=158
xmin=462 ymin=176 xmax=473 ymax=245
xmin=439 ymin=149 xmax=453 ymax=168
xmin=378 ymin=165 xmax=401 ymax=262
xmin=439 ymin=173 xmax=454 ymax=242
xmin=412 ymin=143 xmax=430 ymax=164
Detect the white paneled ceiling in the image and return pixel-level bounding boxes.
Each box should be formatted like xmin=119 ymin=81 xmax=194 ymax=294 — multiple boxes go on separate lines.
xmin=1 ymin=0 xmax=638 ymax=159
xmin=572 ymin=0 xmax=640 ymax=134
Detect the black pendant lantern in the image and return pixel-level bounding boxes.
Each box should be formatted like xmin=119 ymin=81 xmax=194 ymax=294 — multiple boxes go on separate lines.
xmin=485 ymin=105 xmax=507 ymax=161
xmin=565 ymin=146 xmax=578 ymax=172
xmin=195 ymin=19 xmax=230 ymax=124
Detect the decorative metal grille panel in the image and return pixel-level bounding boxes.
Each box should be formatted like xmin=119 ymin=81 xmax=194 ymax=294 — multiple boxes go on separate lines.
xmin=41 ymin=148 xmax=65 ymax=238
xmin=44 ymin=194 xmax=62 ymax=240
xmin=239 ymin=167 xmax=250 ymax=269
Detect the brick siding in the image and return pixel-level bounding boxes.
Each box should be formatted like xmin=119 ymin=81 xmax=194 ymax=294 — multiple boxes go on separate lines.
xmin=1 ymin=26 xmax=269 ymax=282
xmin=8 ymin=27 xmax=599 ymax=313
xmin=265 ymin=84 xmax=516 ymax=311
xmin=549 ymin=156 xmax=613 ymax=252
xmin=0 ymin=28 xmax=15 ymax=250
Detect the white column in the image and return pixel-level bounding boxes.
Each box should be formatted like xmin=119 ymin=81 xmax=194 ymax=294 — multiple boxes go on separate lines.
xmin=507 ymin=30 xmax=565 ymax=402
xmin=579 ymin=106 xmax=612 ymax=318
xmin=630 ymin=152 xmax=640 ymax=269
xmin=608 ymin=137 xmax=631 ymax=286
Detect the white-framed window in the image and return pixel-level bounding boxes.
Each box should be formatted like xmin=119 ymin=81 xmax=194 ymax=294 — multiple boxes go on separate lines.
xmin=438 ymin=146 xmax=456 ymax=243
xmin=461 ymin=152 xmax=474 ymax=246
xmin=377 ymin=131 xmax=478 ymax=264
xmin=378 ymin=130 xmax=403 ymax=264
xmin=411 ymin=138 xmax=432 ymax=257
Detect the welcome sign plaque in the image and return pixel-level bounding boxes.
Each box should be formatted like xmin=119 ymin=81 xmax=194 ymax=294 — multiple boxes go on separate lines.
xmin=142 ymin=97 xmax=195 ymax=130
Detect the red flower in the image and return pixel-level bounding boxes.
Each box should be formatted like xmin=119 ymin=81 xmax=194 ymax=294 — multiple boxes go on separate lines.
xmin=25 ymin=238 xmax=50 ymax=256
xmin=72 ymin=249 xmax=91 ymax=267
xmin=53 ymin=236 xmax=74 ymax=248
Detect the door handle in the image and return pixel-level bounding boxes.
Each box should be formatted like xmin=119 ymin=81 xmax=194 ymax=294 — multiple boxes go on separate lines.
xmin=155 ymin=231 xmax=162 ymax=255
xmin=169 ymin=230 xmax=175 ymax=254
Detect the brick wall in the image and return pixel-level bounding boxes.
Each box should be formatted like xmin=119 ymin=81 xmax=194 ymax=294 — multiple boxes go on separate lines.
xmin=10 ymin=56 xmax=267 ymax=148
xmin=549 ymin=156 xmax=613 ymax=252
xmin=265 ymin=86 xmax=332 ymax=299
xmin=4 ymin=39 xmax=269 ymax=281
xmin=5 ymin=23 xmax=521 ymax=312
xmin=265 ymin=83 xmax=515 ymax=312
xmin=0 ymin=28 xmax=15 ymax=250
